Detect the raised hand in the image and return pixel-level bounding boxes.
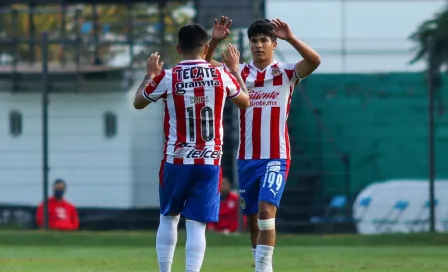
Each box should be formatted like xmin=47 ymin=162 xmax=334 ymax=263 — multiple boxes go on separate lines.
xmin=146 ymin=52 xmax=164 ymax=77
xmin=211 ymin=16 xmax=232 ymax=41
xmin=270 ymin=18 xmax=294 ymax=41
xmin=221 ymin=43 xmax=240 ymax=74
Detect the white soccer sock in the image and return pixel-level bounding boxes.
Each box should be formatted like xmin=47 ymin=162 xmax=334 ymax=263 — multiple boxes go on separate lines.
xmin=252 ymin=248 xmax=256 ymax=261
xmin=185 ymin=219 xmax=207 ymax=272
xmin=156 ymin=215 xmax=180 ymax=272
xmin=255 ymin=245 xmax=274 ymax=272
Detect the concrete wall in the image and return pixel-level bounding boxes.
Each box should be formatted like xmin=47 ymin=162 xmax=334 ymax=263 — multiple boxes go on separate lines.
xmin=0 ymin=83 xmax=164 ymax=208
xmin=129 ymin=72 xmax=165 ymax=208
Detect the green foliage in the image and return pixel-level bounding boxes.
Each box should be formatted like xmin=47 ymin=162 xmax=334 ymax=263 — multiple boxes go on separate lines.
xmin=410 ymin=4 xmax=448 ymax=72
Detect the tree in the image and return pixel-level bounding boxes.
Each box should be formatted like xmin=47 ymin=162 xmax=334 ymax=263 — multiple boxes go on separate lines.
xmin=410 ymin=4 xmax=448 ymax=78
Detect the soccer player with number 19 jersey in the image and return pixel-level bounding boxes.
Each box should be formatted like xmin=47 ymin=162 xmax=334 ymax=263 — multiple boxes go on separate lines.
xmin=134 ymin=24 xmax=250 ymax=272
xmin=207 ymin=17 xmax=321 ymax=271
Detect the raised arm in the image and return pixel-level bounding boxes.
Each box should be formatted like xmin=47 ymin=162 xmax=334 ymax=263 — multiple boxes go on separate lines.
xmin=133 ymin=52 xmax=164 ymax=109
xmin=270 ymin=18 xmax=321 ymax=79
xmin=205 ymin=16 xmax=232 ymax=67
xmin=222 ymin=43 xmax=250 ymax=109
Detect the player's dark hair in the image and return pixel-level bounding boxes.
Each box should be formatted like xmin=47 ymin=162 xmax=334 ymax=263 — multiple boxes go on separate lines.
xmin=178 ymin=24 xmax=209 ymax=54
xmin=247 ymin=19 xmax=277 ymax=42
xmin=54 ymin=179 xmax=66 ymax=185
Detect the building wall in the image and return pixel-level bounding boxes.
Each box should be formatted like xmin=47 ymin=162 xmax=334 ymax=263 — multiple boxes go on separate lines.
xmin=129 ymin=71 xmax=165 ymax=208
xmin=0 ymin=88 xmax=163 ymax=208
xmin=266 ymin=0 xmax=446 ymax=73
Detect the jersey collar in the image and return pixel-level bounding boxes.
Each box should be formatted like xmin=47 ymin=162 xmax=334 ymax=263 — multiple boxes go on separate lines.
xmin=248 ymin=60 xmax=278 ymax=72
xmin=178 ymin=60 xmax=209 ymax=66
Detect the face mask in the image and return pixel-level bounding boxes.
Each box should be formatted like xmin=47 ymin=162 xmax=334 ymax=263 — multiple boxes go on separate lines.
xmin=53 ymin=190 xmax=64 ymax=200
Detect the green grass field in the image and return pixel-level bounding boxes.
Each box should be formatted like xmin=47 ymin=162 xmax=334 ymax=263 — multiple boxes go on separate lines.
xmin=1 ymin=231 xmax=448 ymax=272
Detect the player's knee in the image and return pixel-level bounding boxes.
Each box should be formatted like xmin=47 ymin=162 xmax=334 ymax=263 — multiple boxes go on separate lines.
xmin=257 ymin=218 xmax=275 ymax=231
xmin=258 ymin=208 xmax=276 ymax=220
xmin=258 ymin=209 xmax=271 ymax=220
xmin=258 ymin=201 xmax=277 ymax=219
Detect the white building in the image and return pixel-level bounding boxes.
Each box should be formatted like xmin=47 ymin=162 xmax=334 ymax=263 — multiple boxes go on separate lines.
xmin=0 ymin=69 xmax=164 ymax=208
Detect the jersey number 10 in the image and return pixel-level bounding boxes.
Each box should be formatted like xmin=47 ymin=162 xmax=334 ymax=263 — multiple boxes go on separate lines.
xmin=187 ymin=106 xmax=214 ymax=141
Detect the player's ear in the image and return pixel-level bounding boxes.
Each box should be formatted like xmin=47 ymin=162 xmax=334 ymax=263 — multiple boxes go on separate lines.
xmin=272 ymin=40 xmax=277 ymax=50
xmin=176 ymin=44 xmax=182 ymax=55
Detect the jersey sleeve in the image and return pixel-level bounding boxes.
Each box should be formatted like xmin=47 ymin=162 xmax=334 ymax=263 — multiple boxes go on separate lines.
xmin=221 ymin=69 xmax=241 ymax=99
xmin=279 ymin=62 xmax=301 ymax=86
xmin=142 ymin=70 xmax=170 ymax=102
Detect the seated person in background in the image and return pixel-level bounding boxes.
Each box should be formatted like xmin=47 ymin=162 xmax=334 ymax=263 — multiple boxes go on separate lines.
xmin=36 ymin=179 xmax=79 ymax=231
xmin=207 ymin=177 xmax=246 ymax=233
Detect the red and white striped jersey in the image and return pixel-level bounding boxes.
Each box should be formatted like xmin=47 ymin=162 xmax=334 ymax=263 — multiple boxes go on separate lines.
xmin=142 ymin=60 xmax=241 ymax=165
xmin=228 ymin=61 xmax=300 ymax=160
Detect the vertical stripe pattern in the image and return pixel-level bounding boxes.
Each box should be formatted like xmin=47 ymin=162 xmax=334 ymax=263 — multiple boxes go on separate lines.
xmin=236 ymin=61 xmax=300 ymax=160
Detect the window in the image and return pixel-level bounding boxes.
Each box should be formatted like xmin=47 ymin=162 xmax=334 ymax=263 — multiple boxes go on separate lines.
xmin=9 ymin=110 xmax=22 ymax=137
xmin=104 ymin=111 xmax=117 ymax=138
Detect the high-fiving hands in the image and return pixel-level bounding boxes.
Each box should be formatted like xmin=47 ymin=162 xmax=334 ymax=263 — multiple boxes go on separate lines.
xmin=211 ymin=16 xmax=233 ymax=41
xmin=146 ymin=52 xmax=164 ymax=78
xmin=221 ymin=43 xmax=240 ymax=74
xmin=269 ymin=18 xmax=295 ymax=41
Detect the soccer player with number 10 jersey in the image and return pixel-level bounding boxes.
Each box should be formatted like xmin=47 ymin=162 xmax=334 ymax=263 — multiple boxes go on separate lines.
xmin=206 ymin=17 xmax=321 ymax=271
xmin=134 ymin=23 xmax=250 ymax=272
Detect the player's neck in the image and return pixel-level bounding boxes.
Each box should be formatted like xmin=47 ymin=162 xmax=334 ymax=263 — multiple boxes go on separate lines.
xmin=181 ymin=54 xmax=204 ymax=61
xmin=252 ymin=59 xmax=273 ymax=71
